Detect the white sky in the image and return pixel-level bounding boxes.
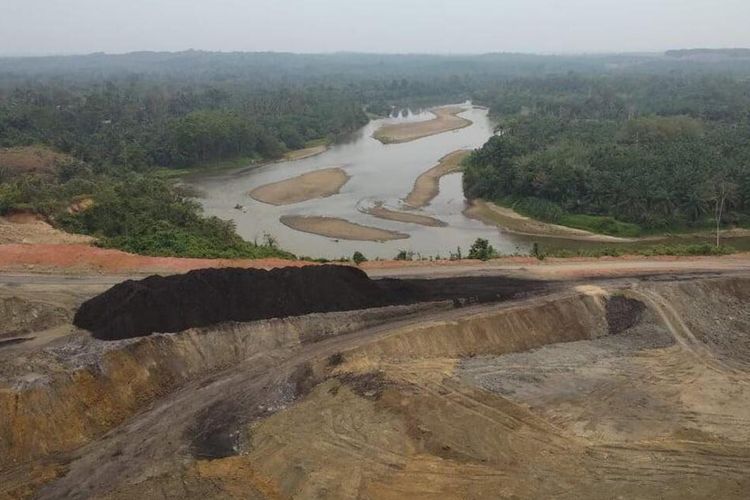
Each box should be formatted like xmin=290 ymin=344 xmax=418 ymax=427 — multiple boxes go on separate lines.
xmin=1 ymin=0 xmax=749 ymax=55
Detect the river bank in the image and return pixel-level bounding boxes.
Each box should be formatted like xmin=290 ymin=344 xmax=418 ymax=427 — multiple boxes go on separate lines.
xmin=464 ymin=199 xmax=632 ymax=242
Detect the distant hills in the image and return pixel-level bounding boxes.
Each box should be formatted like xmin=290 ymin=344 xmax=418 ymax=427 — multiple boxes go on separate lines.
xmin=666 ymin=48 xmax=750 ymax=59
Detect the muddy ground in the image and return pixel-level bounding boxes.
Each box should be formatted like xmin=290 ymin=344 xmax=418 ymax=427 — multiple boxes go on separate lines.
xmin=1 ymin=268 xmax=750 ymax=499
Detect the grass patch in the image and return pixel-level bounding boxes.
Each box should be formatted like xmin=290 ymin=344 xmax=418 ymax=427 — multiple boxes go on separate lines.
xmin=153 ymin=155 xmax=261 ymax=179
xmin=497 ymin=196 xmax=642 ymax=237
xmin=559 ymin=214 xmax=642 ymax=238
xmin=542 ymin=242 xmax=735 ymax=258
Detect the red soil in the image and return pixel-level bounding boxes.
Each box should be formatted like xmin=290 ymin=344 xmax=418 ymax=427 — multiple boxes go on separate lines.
xmin=1 ymin=243 xmax=748 ymax=279
xmin=0 ymin=244 xmax=314 ymax=274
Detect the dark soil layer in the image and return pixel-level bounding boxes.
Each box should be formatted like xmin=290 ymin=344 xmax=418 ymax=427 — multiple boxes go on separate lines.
xmin=376 ymin=276 xmax=548 ymax=305
xmin=605 ymin=295 xmax=646 ymax=335
xmin=74 ymin=266 xmax=548 ymax=340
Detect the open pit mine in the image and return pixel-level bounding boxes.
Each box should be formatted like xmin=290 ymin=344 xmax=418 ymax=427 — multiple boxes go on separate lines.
xmin=1 ymin=265 xmax=750 ymax=499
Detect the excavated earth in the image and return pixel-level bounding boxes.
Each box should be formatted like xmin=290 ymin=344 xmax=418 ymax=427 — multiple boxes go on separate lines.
xmin=1 ymin=268 xmax=750 ymax=499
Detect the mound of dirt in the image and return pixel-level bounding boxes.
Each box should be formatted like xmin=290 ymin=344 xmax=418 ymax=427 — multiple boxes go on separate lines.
xmin=0 ymin=215 xmax=94 ymax=245
xmin=74 ymin=266 xmax=393 ymax=340
xmin=0 ymin=146 xmax=74 ymax=178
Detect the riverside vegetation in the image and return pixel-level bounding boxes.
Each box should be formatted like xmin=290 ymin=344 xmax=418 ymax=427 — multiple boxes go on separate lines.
xmin=2 ymin=51 xmax=750 ymax=257
xmin=464 ymin=74 xmax=750 ymax=239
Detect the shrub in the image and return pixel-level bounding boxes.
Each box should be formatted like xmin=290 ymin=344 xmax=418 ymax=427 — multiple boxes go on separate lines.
xmin=468 ymin=238 xmax=497 ymax=261
xmin=395 ymin=249 xmax=414 ymax=261
xmin=352 ymin=251 xmax=368 ymax=265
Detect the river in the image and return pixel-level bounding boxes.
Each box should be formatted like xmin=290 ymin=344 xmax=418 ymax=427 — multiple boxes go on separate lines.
xmin=186 ymin=104 xmax=536 ymax=259
xmin=186 ymin=105 xmax=750 ymax=259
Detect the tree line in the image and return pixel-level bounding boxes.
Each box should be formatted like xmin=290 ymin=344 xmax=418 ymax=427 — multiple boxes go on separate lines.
xmin=465 ymin=74 xmax=750 ymax=235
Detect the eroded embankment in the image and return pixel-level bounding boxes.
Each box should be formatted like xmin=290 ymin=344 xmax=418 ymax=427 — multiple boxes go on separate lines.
xmin=0 ymin=302 xmax=448 ymax=471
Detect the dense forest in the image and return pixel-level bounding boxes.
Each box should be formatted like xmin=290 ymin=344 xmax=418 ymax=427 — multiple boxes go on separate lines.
xmin=2 ymin=51 xmax=750 ymax=255
xmin=465 ymin=73 xmax=750 ymax=236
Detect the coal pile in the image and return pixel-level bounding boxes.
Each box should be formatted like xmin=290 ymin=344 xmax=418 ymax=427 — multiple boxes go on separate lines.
xmin=74 ymin=266 xmax=391 ymax=340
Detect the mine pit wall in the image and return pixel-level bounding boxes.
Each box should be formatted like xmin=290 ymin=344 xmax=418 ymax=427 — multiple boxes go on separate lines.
xmin=631 ymin=276 xmax=750 ymax=367
xmin=343 ymin=293 xmax=610 ymax=363
xmin=343 ymin=276 xmax=750 ymax=365
xmin=0 ymin=303 xmax=447 ymax=468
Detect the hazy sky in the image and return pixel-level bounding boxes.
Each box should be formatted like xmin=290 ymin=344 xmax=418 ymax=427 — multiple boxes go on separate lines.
xmin=2 ymin=0 xmax=749 ymax=56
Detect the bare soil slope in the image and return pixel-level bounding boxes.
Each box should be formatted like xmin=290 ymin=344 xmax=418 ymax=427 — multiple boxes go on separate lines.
xmin=0 ymin=215 xmax=94 ymax=245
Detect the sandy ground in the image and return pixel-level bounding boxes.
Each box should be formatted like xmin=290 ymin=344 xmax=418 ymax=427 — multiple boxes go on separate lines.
xmin=280 ymin=215 xmax=409 ymax=242
xmin=373 ymin=107 xmax=473 ymax=144
xmin=0 ymin=215 xmax=94 ymax=245
xmin=282 ymin=144 xmax=328 ymax=161
xmin=363 ymin=202 xmax=446 ymax=227
xmin=248 ymin=167 xmax=349 ymax=205
xmin=404 ymin=150 xmax=470 ymax=208
xmin=464 ymin=199 xmax=633 ymax=242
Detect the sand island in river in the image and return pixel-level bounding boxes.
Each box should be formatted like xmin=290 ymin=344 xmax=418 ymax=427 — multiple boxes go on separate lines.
xmin=249 ymin=167 xmax=350 ymax=206
xmin=280 ymin=215 xmax=409 ymax=242
xmin=374 ymin=107 xmax=472 ymax=144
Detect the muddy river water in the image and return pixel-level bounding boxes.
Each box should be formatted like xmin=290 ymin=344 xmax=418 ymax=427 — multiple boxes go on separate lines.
xmin=187 ymin=104 xmax=750 ymax=258
xmin=187 ymin=104 xmax=538 ymax=259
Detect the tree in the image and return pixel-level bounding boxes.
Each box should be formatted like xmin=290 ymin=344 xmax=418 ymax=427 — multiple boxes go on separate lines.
xmin=468 ymin=238 xmax=497 ymax=261
xmin=352 ymin=251 xmax=367 ymax=265
xmin=711 ymin=179 xmax=737 ymax=247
